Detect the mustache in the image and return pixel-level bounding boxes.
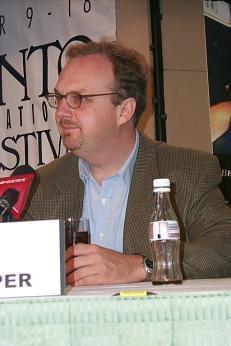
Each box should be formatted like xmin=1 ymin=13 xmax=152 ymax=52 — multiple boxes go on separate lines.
xmin=59 ymin=118 xmax=78 ymax=128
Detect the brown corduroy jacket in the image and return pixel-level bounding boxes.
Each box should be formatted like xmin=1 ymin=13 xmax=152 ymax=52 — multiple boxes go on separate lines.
xmin=24 ymin=134 xmax=231 ymax=279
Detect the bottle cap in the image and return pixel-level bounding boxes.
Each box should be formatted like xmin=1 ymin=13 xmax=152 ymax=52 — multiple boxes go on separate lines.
xmin=153 ymin=178 xmax=170 ymax=192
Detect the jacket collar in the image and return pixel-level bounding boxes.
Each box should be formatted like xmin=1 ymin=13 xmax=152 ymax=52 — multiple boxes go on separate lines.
xmin=123 ymin=133 xmax=161 ymax=255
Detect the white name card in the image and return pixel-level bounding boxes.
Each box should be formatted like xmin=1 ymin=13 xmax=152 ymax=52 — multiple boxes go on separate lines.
xmin=0 ymin=219 xmax=65 ymax=298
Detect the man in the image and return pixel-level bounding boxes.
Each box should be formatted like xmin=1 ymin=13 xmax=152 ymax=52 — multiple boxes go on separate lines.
xmin=24 ymin=40 xmax=231 ymax=286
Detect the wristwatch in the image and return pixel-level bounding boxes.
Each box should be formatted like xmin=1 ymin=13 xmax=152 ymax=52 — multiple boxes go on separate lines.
xmin=142 ymin=256 xmax=153 ymax=274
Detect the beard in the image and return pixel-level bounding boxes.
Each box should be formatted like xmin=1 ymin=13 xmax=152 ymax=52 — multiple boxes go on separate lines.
xmin=62 ymin=136 xmax=82 ymax=152
xmin=59 ymin=119 xmax=83 ymax=152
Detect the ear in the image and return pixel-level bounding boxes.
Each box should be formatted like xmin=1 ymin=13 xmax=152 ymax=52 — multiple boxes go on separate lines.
xmin=116 ymin=97 xmax=136 ymax=125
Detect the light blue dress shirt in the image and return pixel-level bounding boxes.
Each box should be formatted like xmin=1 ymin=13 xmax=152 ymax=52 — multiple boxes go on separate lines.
xmin=79 ymin=131 xmax=139 ymax=253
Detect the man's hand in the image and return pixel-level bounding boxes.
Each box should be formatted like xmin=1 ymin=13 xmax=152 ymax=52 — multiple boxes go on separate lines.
xmin=65 ymin=243 xmax=146 ymax=286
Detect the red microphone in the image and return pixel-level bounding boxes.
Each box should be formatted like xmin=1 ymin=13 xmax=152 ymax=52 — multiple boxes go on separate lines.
xmin=0 ymin=165 xmax=37 ymax=220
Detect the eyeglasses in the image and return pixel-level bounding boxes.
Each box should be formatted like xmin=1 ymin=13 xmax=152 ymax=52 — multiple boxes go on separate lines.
xmin=45 ymin=91 xmax=118 ymax=109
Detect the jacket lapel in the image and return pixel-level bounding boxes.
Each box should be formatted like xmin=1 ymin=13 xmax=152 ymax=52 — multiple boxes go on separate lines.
xmin=44 ymin=153 xmax=84 ymax=220
xmin=123 ymin=134 xmax=161 ymax=256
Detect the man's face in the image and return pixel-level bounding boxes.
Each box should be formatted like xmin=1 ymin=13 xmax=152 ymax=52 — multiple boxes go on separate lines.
xmin=54 ymin=54 xmax=120 ymax=161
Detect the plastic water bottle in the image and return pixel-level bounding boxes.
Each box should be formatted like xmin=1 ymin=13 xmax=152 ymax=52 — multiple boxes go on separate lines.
xmin=149 ymin=178 xmax=183 ymax=285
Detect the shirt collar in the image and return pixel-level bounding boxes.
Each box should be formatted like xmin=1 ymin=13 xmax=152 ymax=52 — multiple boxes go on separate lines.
xmin=79 ymin=130 xmax=139 ymax=186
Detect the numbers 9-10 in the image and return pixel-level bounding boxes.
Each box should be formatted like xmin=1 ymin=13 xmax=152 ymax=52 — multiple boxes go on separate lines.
xmin=26 ymin=1 xmax=91 ymax=28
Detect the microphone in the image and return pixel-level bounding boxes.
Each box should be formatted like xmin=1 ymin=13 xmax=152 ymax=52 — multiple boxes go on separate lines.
xmin=0 ymin=189 xmax=19 ymax=216
xmin=11 ymin=165 xmax=36 ymax=176
xmin=0 ymin=165 xmax=37 ymax=221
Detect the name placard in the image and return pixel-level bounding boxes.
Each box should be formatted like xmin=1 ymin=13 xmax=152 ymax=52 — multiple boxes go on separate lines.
xmin=0 ymin=219 xmax=65 ymax=298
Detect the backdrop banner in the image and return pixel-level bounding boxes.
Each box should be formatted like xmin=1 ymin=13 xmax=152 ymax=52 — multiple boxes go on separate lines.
xmin=0 ymin=0 xmax=116 ymax=176
xmin=204 ymin=0 xmax=231 ymax=202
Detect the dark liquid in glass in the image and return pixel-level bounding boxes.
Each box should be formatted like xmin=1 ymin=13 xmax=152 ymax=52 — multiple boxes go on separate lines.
xmin=65 ymin=230 xmax=89 ymax=249
xmin=75 ymin=231 xmax=89 ymax=244
xmin=152 ymin=279 xmax=182 ymax=285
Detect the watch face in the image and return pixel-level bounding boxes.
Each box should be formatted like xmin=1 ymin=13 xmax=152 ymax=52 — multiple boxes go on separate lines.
xmin=144 ymin=257 xmax=153 ymax=272
xmin=145 ymin=257 xmax=153 ymax=269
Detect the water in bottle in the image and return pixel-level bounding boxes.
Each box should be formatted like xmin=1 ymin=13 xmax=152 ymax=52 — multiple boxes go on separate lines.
xmin=149 ymin=178 xmax=183 ymax=285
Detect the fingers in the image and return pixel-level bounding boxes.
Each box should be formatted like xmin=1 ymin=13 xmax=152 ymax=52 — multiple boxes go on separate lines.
xmin=65 ymin=244 xmax=145 ymax=286
xmin=66 ymin=253 xmax=98 ymax=275
xmin=65 ymin=243 xmax=93 ymax=261
xmin=67 ymin=274 xmax=99 ymax=287
xmin=66 ymin=260 xmax=124 ymax=286
xmin=66 ymin=264 xmax=99 ymax=286
xmin=66 ymin=254 xmax=110 ymax=286
xmin=66 ymin=259 xmax=117 ymax=286
xmin=65 ymin=244 xmax=103 ymax=285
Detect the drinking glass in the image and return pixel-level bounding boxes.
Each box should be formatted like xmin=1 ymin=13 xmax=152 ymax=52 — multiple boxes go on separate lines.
xmin=65 ymin=217 xmax=90 ymax=249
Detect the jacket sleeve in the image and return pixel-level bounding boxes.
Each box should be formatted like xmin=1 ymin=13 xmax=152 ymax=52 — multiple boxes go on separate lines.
xmin=182 ymin=154 xmax=231 ymax=278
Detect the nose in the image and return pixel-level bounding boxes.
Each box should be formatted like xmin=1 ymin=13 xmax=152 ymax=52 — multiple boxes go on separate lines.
xmin=55 ymin=98 xmax=73 ymax=118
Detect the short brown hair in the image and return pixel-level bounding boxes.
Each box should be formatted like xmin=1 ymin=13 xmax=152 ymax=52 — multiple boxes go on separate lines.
xmin=66 ymin=39 xmax=148 ymax=126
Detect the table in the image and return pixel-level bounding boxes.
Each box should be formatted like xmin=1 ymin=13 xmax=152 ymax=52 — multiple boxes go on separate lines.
xmin=0 ymin=278 xmax=231 ymax=346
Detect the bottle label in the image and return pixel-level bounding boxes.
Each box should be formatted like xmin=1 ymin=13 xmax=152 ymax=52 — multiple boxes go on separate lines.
xmin=149 ymin=221 xmax=180 ymax=240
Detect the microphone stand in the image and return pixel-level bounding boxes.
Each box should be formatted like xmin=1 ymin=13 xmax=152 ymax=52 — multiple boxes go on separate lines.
xmin=2 ymin=212 xmax=12 ymax=222
xmin=0 ymin=211 xmax=12 ymax=222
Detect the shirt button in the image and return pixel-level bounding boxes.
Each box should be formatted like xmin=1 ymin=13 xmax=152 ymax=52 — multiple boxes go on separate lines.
xmin=102 ymin=198 xmax=107 ymax=205
xmin=99 ymin=232 xmax=104 ymax=240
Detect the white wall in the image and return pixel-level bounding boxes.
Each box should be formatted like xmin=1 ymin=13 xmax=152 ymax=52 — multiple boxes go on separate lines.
xmin=116 ymin=0 xmax=212 ymax=153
